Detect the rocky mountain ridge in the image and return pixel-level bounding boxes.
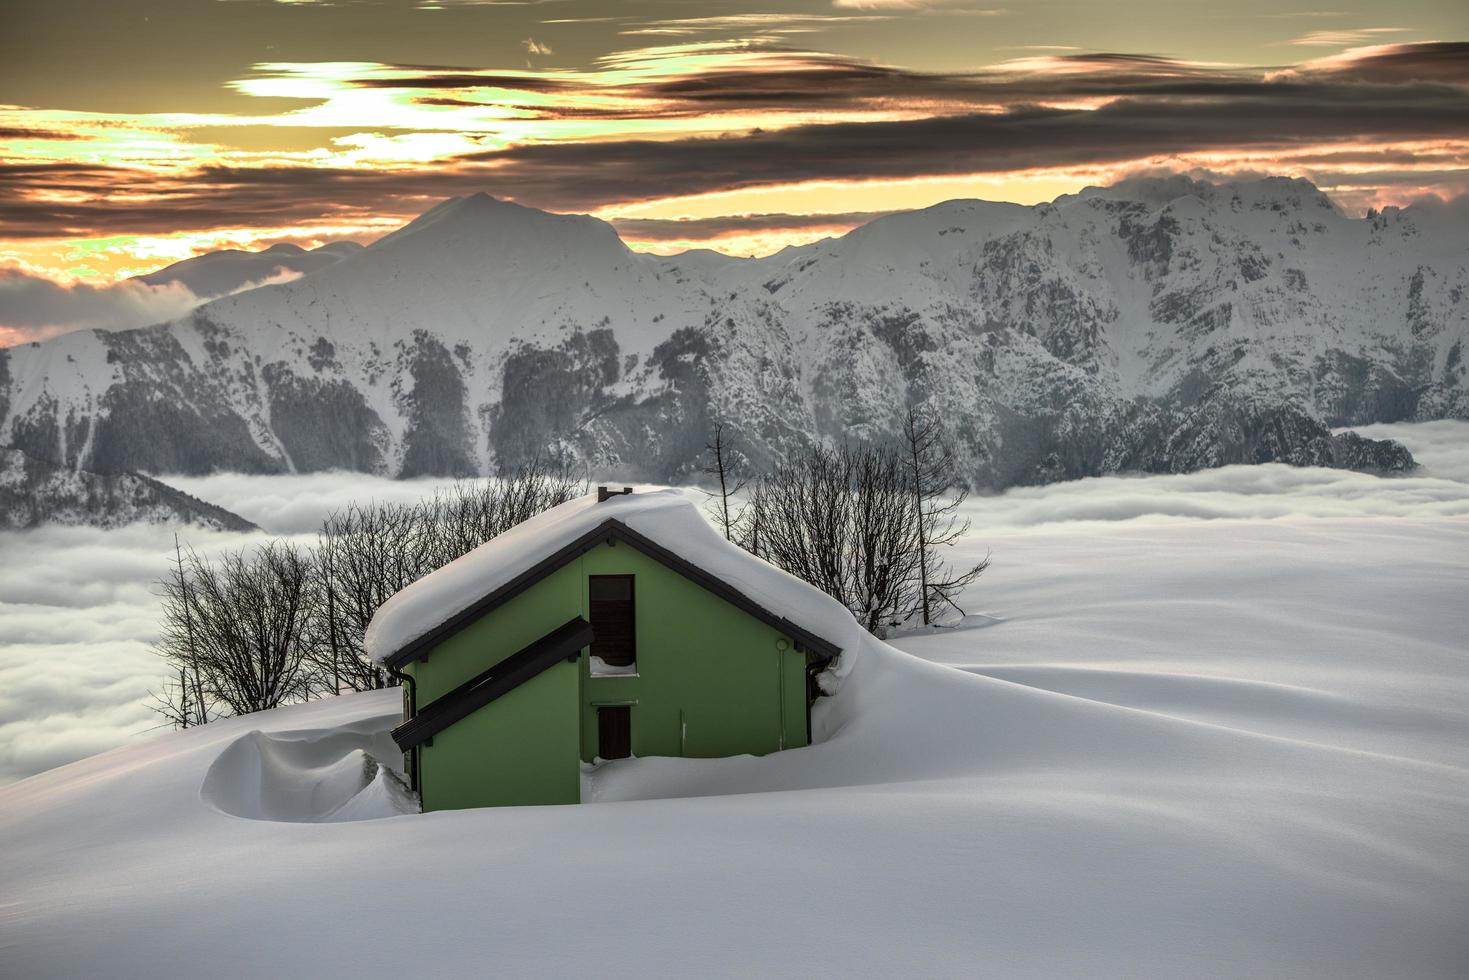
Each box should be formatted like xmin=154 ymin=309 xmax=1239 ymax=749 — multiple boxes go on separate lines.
xmin=2 ymin=177 xmax=1461 ymax=491
xmin=0 ymin=446 xmax=257 ymax=530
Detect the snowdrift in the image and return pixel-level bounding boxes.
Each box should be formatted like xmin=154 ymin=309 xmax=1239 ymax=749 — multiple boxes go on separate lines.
xmin=200 ymin=717 xmax=415 ymax=822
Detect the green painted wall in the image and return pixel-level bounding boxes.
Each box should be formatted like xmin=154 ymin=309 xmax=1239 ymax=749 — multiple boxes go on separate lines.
xmin=404 ymin=539 xmax=815 ymax=811
xmin=417 ymin=664 xmax=581 ymax=811
xmin=578 ymin=542 xmax=810 ymax=762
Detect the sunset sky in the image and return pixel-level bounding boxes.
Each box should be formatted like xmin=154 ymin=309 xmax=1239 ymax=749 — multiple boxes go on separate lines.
xmin=2 ymin=0 xmax=1467 ymax=291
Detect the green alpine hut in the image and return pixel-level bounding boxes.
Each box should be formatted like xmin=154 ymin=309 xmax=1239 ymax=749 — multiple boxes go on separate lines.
xmin=366 ymin=487 xmax=853 ymax=811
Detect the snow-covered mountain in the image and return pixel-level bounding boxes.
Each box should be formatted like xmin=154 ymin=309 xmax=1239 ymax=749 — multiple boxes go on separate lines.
xmin=0 ymin=445 xmax=256 ymax=530
xmin=135 ymin=241 xmax=363 ymax=299
xmin=1 ymin=177 xmax=1461 ymax=487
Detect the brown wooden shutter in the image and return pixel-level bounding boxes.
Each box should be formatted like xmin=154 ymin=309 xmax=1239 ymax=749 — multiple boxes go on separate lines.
xmin=589 ymin=575 xmax=636 ymax=667
xmin=597 ymin=705 xmax=631 ymax=759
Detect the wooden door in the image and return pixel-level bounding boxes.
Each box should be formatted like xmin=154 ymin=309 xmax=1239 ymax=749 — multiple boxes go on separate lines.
xmin=598 ymin=705 xmax=631 ymax=760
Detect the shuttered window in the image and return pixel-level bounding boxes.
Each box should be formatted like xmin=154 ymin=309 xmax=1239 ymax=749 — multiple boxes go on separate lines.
xmin=589 ymin=575 xmax=635 ymax=667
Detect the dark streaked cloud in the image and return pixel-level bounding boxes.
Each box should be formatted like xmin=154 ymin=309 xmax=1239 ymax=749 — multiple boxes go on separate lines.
xmin=352 ymin=72 xmax=576 ymax=91
xmin=0 ymin=128 xmax=84 ymax=140
xmin=3 ymin=12 xmax=1467 ymax=275
xmin=1293 ymin=40 xmax=1469 ymax=84
xmin=2 ymin=41 xmax=1464 ymax=244
xmin=1 ymin=56 xmax=1466 ymax=243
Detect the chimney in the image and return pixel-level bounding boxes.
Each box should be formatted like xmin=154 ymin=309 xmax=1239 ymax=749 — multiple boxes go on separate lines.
xmin=597 ymin=486 xmax=634 ymax=503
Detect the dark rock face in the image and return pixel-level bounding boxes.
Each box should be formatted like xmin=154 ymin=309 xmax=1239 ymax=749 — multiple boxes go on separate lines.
xmin=1314 ymin=351 xmax=1424 ymax=426
xmin=489 ymin=328 xmax=622 ymax=473
xmin=1328 ymin=431 xmax=1417 ymax=472
xmin=399 ymin=332 xmax=475 ymax=478
xmin=91 ymin=381 xmax=283 ymax=475
xmin=262 ymin=364 xmax=389 ymax=472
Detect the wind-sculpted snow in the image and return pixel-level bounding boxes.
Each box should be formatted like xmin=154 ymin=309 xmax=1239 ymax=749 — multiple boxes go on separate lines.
xmin=0 ymin=424 xmax=1466 ymax=973
xmin=1 ymin=177 xmax=1461 ymax=494
xmin=1 ymin=518 xmax=1466 ymax=976
xmin=200 ymin=718 xmax=415 ymax=822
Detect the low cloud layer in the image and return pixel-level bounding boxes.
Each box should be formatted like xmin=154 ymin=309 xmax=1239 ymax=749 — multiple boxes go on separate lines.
xmin=0 ymin=268 xmax=207 ymax=345
xmin=1 ymin=421 xmax=1465 ymax=784
xmin=0 ymin=263 xmax=318 ymax=346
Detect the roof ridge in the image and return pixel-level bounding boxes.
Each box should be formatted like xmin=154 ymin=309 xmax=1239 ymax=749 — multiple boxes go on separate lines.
xmin=379 ymin=515 xmax=840 ymax=669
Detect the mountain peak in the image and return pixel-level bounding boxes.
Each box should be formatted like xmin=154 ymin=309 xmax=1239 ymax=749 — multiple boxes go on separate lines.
xmin=367 ymin=192 xmax=627 ymax=259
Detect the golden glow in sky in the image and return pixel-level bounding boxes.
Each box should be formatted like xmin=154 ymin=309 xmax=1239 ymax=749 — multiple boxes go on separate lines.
xmin=1 ymin=0 xmax=1466 ymax=288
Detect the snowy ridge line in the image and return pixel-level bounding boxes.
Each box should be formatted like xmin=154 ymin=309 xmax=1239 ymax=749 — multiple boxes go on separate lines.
xmin=1 ymin=175 xmax=1462 ymax=493
xmin=958 ymin=662 xmax=1468 ymax=774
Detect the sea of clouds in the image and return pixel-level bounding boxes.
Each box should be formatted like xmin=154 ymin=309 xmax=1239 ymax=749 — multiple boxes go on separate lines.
xmin=0 ymin=421 xmax=1465 ymax=784
xmin=0 ymin=266 xmax=307 ymax=346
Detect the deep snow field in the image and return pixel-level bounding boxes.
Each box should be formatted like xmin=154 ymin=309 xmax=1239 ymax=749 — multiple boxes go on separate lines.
xmin=1 ymin=421 xmax=1467 ymax=977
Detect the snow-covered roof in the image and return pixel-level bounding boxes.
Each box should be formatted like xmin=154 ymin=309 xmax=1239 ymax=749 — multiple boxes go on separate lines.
xmin=364 ymin=489 xmax=861 ymax=686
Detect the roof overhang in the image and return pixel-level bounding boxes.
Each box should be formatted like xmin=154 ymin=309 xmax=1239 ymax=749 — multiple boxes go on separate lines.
xmin=380 ymin=517 xmax=842 ymax=670
xmin=392 ymin=616 xmax=594 ymax=751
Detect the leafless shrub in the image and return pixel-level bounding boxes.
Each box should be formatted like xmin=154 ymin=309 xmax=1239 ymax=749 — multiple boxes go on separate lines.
xmin=753 ymin=443 xmax=920 ymax=634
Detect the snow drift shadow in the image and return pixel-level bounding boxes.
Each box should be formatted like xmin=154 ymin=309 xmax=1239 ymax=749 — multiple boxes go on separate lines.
xmin=201 ymin=713 xmax=416 ymax=822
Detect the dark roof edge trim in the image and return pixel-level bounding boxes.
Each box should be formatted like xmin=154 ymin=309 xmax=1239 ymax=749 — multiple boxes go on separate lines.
xmin=382 ymin=517 xmax=841 ymax=669
xmin=392 ymin=616 xmax=593 ymax=751
xmin=607 ymin=521 xmax=842 ymax=662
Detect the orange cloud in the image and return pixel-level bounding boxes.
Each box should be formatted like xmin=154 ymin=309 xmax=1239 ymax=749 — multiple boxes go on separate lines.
xmin=1 ymin=39 xmax=1465 ymax=282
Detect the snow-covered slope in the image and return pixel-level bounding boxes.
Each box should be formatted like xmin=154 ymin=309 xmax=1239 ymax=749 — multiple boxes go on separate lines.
xmin=1 ymin=178 xmax=1460 ymax=488
xmin=2 ymin=510 xmax=1466 ymax=977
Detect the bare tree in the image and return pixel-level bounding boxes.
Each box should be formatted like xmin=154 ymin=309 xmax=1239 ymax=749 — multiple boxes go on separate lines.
xmin=426 ymin=460 xmax=585 ymax=565
xmin=152 ymin=463 xmax=586 ymax=729
xmin=150 ymin=536 xmax=213 ymax=728
xmin=702 ymin=422 xmax=748 ymax=541
xmin=739 ymin=477 xmax=767 ymax=560
xmin=307 ymin=461 xmax=585 ymax=692
xmin=155 ymin=542 xmax=317 ymax=719
xmin=741 ymin=422 xmax=987 ymax=635
xmin=310 ymin=499 xmax=434 ymax=692
xmin=755 ymin=443 xmax=921 ymax=634
xmin=901 ymin=404 xmax=990 ymax=625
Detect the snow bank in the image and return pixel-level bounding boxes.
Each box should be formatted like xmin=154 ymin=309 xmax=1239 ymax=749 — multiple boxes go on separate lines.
xmin=364 ymin=489 xmax=864 ymax=687
xmin=200 ymin=718 xmax=415 ymax=822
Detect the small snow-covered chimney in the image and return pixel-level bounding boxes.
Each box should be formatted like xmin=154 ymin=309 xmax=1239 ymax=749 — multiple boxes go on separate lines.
xmin=597 ymin=485 xmax=634 ymax=503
